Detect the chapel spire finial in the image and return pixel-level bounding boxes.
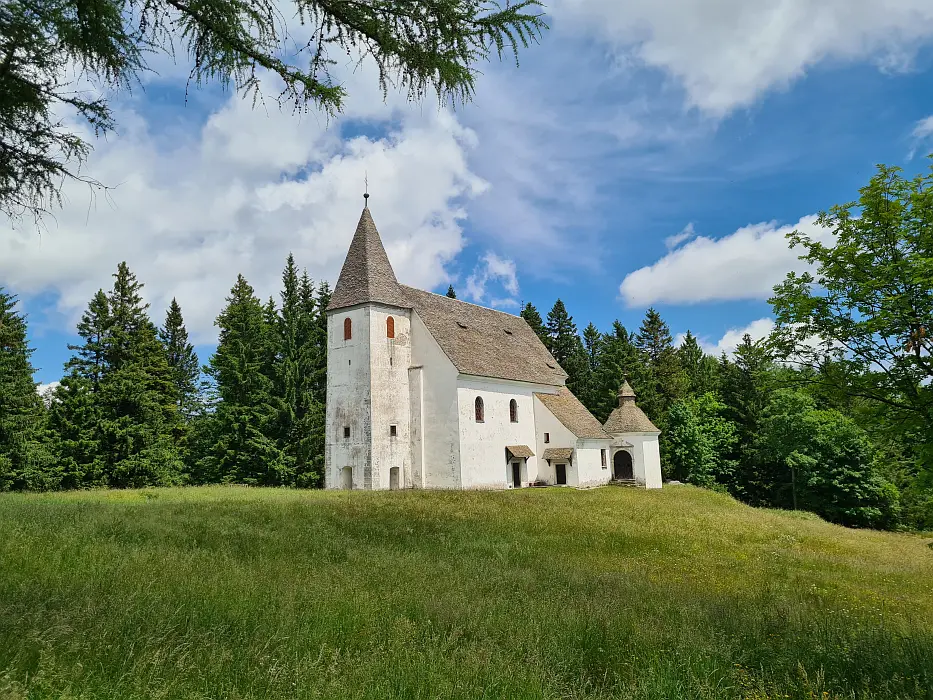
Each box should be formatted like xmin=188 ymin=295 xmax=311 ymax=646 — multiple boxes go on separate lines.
xmin=364 ymin=171 xmax=369 ymax=208
xmin=618 ymin=380 xmax=636 ymax=407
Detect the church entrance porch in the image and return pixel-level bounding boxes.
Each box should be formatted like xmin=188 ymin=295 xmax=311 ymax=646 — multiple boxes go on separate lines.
xmin=613 ymin=450 xmax=634 ymax=481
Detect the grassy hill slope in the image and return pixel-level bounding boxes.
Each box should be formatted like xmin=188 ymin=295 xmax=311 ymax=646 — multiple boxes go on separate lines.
xmin=0 ymin=485 xmax=931 ymax=699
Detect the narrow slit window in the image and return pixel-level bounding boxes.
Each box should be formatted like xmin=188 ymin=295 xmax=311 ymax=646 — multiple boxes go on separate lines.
xmin=544 ymin=432 xmax=550 ymax=444
xmin=343 ymin=426 xmax=350 ymax=439
xmin=390 ymin=425 xmax=397 ymax=437
xmin=387 ymin=316 xmax=395 ymax=339
xmin=601 ymin=449 xmax=607 ymax=467
xmin=343 ymin=317 xmax=352 ymax=340
xmin=509 ymin=399 xmax=518 ymax=423
xmin=475 ymin=396 xmax=484 ymax=423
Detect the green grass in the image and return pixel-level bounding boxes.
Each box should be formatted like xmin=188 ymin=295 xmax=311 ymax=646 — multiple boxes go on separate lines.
xmin=0 ymin=486 xmax=931 ymax=700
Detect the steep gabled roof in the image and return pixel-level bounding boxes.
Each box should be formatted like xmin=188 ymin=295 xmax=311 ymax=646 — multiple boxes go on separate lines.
xmin=327 ymin=207 xmax=408 ymax=311
xmin=402 ymin=285 xmax=567 ymax=386
xmin=534 ymin=387 xmax=611 ymax=439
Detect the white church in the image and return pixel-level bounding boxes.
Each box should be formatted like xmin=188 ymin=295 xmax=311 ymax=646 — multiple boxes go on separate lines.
xmin=324 ymin=204 xmax=663 ymax=491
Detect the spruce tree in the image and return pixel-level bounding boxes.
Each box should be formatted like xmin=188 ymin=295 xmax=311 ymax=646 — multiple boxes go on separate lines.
xmin=98 ymin=262 xmax=183 ymax=487
xmin=578 ymin=322 xmax=603 ymax=413
xmin=446 ymin=285 xmax=457 ymax=299
xmin=634 ymin=308 xmax=686 ymax=423
xmin=520 ymin=302 xmax=548 ymax=346
xmin=159 ymin=298 xmax=201 ymax=420
xmin=720 ymin=334 xmax=774 ymax=503
xmin=49 ymin=289 xmax=112 ymax=488
xmin=0 ymin=290 xmax=54 ymax=490
xmin=592 ymin=322 xmax=646 ymax=422
xmin=679 ymin=331 xmax=720 ymax=397
xmin=205 ymin=275 xmax=287 ymax=485
xmin=544 ymin=299 xmax=587 ymax=394
xmin=273 ymin=255 xmax=323 ymax=486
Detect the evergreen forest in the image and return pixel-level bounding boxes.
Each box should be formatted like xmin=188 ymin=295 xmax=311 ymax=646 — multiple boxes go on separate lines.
xmin=1 ymin=163 xmax=931 ymax=532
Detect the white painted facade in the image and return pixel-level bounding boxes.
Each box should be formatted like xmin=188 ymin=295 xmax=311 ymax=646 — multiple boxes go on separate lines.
xmin=456 ymin=376 xmax=553 ymax=489
xmin=325 ymin=303 xmax=412 ymax=491
xmin=323 ymin=205 xmax=663 ymax=492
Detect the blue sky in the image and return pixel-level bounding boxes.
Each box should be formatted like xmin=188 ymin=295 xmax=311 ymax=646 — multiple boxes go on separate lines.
xmin=5 ymin=0 xmax=933 ymax=387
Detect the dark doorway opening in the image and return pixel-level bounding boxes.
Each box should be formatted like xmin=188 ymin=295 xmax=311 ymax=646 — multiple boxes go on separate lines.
xmin=613 ymin=451 xmax=634 ymax=480
xmin=556 ymin=463 xmax=567 ymax=485
xmin=511 ymin=462 xmax=521 ymax=488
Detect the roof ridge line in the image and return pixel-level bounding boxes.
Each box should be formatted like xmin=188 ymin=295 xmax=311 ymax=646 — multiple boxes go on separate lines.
xmin=399 ymin=285 xmax=521 ymax=317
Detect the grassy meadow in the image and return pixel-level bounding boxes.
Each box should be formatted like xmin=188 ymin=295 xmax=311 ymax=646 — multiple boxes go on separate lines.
xmin=0 ymin=485 xmax=931 ymax=700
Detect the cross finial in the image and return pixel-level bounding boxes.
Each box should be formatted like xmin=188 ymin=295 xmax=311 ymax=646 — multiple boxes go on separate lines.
xmin=364 ymin=172 xmax=369 ymax=207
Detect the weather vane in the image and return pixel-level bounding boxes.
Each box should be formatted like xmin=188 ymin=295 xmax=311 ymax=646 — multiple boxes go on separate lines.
xmin=364 ymin=172 xmax=370 ymax=207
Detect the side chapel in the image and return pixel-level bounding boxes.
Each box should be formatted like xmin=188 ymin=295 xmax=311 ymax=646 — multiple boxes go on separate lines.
xmin=324 ymin=204 xmax=663 ymax=491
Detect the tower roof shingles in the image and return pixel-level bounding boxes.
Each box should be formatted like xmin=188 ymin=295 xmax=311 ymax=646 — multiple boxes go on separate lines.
xmin=327 ymin=207 xmax=408 ymax=311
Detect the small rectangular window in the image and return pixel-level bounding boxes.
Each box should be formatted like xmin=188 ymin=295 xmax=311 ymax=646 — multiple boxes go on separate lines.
xmin=601 ymin=449 xmax=607 ymax=468
xmin=544 ymin=433 xmax=550 ymax=444
xmin=343 ymin=426 xmax=350 ymax=439
xmin=390 ymin=425 xmax=397 ymax=437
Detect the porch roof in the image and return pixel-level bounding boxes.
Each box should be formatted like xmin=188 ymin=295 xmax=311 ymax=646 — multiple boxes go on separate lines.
xmin=506 ymin=445 xmax=535 ymax=459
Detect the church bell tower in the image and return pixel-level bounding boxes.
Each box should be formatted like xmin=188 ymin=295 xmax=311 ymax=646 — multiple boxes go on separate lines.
xmin=324 ymin=202 xmax=412 ymax=490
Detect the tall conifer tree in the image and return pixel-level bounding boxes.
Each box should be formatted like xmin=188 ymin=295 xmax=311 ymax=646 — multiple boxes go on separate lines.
xmin=205 ymin=275 xmax=286 ymax=485
xmin=520 ymin=302 xmax=548 ymax=346
xmin=446 ymin=285 xmax=457 ymax=299
xmin=159 ymin=298 xmax=201 ymax=420
xmin=98 ymin=262 xmax=183 ymax=486
xmin=50 ymin=290 xmax=111 ymax=488
xmin=0 ymin=290 xmax=53 ymax=490
xmin=545 ymin=299 xmax=587 ymax=394
xmin=634 ymin=308 xmax=686 ymax=423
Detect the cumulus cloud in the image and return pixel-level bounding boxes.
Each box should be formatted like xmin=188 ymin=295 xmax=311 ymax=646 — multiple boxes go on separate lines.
xmin=700 ymin=318 xmax=775 ymax=357
xmin=619 ymin=215 xmax=829 ymax=306
xmin=554 ymin=0 xmax=933 ymax=115
xmin=464 ymin=252 xmax=520 ymax=307
xmin=1 ymin=72 xmax=486 ymax=342
xmin=677 ymin=318 xmax=774 ymax=357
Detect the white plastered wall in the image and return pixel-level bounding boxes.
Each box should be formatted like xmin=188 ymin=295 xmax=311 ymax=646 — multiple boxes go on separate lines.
xmin=410 ymin=311 xmax=461 ymax=488
xmin=325 ymin=306 xmax=372 ymax=489
xmin=457 ymin=377 xmax=551 ymax=489
xmin=368 ymin=306 xmax=412 ymax=490
xmin=532 ymin=396 xmax=611 ymax=487
xmin=325 ymin=304 xmax=412 ymax=490
xmin=574 ymin=439 xmax=613 ymax=487
xmin=532 ymin=393 xmax=577 ymax=485
xmin=611 ymin=433 xmax=663 ymax=489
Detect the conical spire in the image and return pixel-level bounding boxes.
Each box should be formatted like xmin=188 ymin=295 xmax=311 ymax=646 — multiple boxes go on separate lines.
xmin=617 ymin=380 xmax=636 ymax=406
xmin=327 ymin=207 xmax=408 ymax=311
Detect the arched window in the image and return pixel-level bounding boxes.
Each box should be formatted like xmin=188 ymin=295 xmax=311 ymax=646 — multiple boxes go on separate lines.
xmin=386 ymin=316 xmax=395 ymax=339
xmin=474 ymin=396 xmax=484 ymax=423
xmin=509 ymin=399 xmax=518 ymax=423
xmin=343 ymin=317 xmax=352 ymax=341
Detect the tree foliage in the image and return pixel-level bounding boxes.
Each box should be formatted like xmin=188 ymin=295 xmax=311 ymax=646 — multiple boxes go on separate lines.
xmin=1 ymin=0 xmax=546 ymax=222
xmin=770 ymin=162 xmax=933 ymax=452
xmin=0 ymin=289 xmax=53 ymax=490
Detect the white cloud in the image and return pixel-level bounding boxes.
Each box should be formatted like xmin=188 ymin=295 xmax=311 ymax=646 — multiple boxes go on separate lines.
xmin=619 ymin=214 xmax=829 ymax=306
xmin=909 ymin=115 xmax=933 ymax=158
xmin=1 ymin=72 xmax=486 ymax=342
xmin=665 ymin=223 xmax=696 ymax=250
xmin=37 ymin=381 xmax=60 ymax=395
xmin=464 ymin=252 xmax=520 ymax=306
xmin=700 ymin=318 xmax=775 ymax=357
xmin=554 ymin=0 xmax=933 ymax=115
xmin=913 ymin=115 xmax=933 ymax=139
